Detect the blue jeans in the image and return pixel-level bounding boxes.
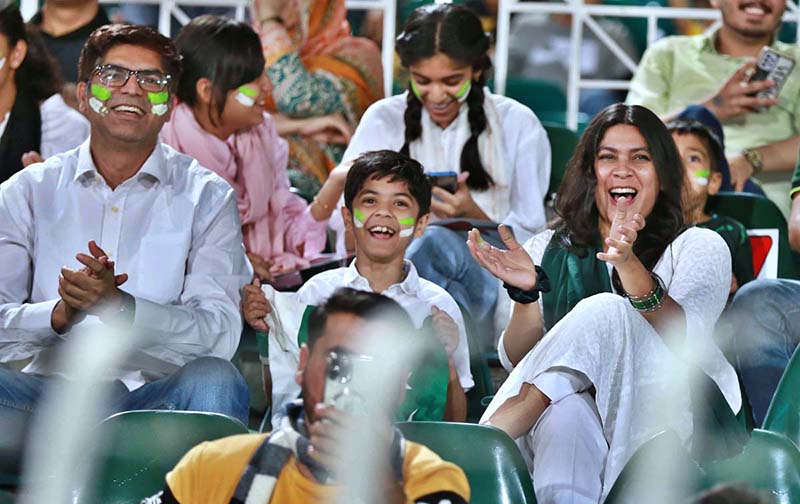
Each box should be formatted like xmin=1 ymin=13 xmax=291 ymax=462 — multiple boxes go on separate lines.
xmin=728 ymin=278 xmax=800 ymax=425
xmin=0 ymin=357 xmax=250 ymax=425
xmin=406 ymin=225 xmax=499 ymax=345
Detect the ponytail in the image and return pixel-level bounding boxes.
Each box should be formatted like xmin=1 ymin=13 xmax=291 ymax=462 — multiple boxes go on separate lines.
xmin=460 ymin=81 xmax=493 ymax=190
xmin=400 ymin=86 xmax=423 ymax=157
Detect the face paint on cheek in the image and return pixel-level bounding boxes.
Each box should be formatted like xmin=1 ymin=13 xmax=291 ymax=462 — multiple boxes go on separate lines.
xmin=398 ymin=217 xmax=416 ymax=238
xmin=147 ymin=91 xmax=169 ymax=116
xmin=0 ymin=57 xmax=5 ymax=71
xmin=410 ymin=79 xmax=422 ymax=99
xmin=693 ymin=169 xmax=710 ymax=186
xmin=353 ymin=208 xmax=366 ymax=228
xmin=235 ymin=85 xmax=259 ymax=107
xmin=454 ymin=80 xmax=472 ymax=103
xmin=89 ymin=83 xmax=111 ymax=117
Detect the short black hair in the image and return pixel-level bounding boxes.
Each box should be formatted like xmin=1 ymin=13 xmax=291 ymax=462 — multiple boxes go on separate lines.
xmin=0 ymin=4 xmax=61 ymax=101
xmin=306 ymin=288 xmax=414 ymax=350
xmin=78 ymin=24 xmax=182 ymax=91
xmin=666 ymin=119 xmax=724 ymax=174
xmin=344 ymin=150 xmax=432 ymax=217
xmin=175 ymin=15 xmax=265 ymax=124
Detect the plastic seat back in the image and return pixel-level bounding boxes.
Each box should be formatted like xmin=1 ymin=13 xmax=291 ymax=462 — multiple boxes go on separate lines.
xmin=763 ymin=346 xmax=800 ymax=444
xmin=605 ymin=430 xmax=704 ymax=503
xmin=458 ymin=305 xmax=494 ymax=422
xmin=79 ymin=410 xmax=248 ymax=504
xmin=700 ymin=429 xmax=800 ymax=503
xmin=397 ymin=421 xmax=537 ymax=503
xmin=707 ymin=192 xmax=800 ymax=280
xmin=542 ymin=122 xmax=579 ymax=200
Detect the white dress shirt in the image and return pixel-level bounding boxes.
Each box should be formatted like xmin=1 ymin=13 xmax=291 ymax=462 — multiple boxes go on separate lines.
xmin=335 ymin=90 xmax=551 ymax=244
xmin=264 ymin=259 xmax=474 ymax=422
xmin=0 ymin=140 xmax=252 ymax=390
xmin=0 ymin=94 xmax=90 ymax=159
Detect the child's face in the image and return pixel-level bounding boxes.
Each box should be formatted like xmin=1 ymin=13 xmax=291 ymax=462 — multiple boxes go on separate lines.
xmin=672 ymin=132 xmax=722 ymax=212
xmin=342 ymin=176 xmax=429 ymax=263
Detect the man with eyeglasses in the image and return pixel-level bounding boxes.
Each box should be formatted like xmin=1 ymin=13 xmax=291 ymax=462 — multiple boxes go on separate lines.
xmin=0 ymin=24 xmax=252 ymax=440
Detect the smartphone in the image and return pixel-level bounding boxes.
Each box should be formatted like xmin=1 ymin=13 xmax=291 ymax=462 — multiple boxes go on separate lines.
xmin=428 ymin=171 xmax=458 ymax=194
xmin=323 ymin=351 xmax=375 ymax=416
xmin=749 ymin=46 xmax=795 ymax=111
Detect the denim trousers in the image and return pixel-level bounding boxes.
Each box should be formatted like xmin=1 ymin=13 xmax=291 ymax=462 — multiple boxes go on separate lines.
xmin=0 ymin=356 xmax=250 ymax=426
xmin=727 ymin=278 xmax=800 ymax=425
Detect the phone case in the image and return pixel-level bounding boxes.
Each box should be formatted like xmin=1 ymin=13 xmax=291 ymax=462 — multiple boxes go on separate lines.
xmin=750 ymin=46 xmax=795 ymax=111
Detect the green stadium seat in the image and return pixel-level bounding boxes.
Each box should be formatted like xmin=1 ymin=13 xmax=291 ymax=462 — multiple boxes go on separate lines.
xmin=604 ymin=430 xmax=704 ymax=503
xmin=700 ymin=429 xmax=800 ymax=503
xmin=542 ymin=122 xmax=580 ymax=200
xmin=763 ymin=345 xmax=800 ymax=445
xmin=77 ymin=410 xmax=248 ymax=503
xmin=707 ymin=192 xmax=800 ymax=280
xmin=397 ymin=421 xmax=537 ymax=503
xmin=458 ymin=305 xmax=494 ymax=422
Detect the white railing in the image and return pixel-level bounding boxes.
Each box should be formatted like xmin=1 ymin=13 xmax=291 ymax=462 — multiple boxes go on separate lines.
xmin=20 ymin=0 xmax=396 ymax=97
xmin=495 ymin=0 xmax=800 ymax=130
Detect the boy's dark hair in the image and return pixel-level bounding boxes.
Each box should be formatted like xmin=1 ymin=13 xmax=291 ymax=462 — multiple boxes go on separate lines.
xmin=306 ymin=288 xmax=414 ymax=349
xmin=0 ymin=4 xmax=62 ymax=101
xmin=175 ymin=15 xmax=265 ymax=126
xmin=666 ymin=119 xmax=724 ymax=174
xmin=344 ymin=150 xmax=432 ymax=217
xmin=77 ymin=24 xmax=182 ymax=91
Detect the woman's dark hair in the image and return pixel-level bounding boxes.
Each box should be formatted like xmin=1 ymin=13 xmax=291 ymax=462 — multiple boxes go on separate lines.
xmin=554 ymin=104 xmax=685 ymax=290
xmin=0 ymin=3 xmax=61 ymax=101
xmin=344 ymin=150 xmax=432 ymax=217
xmin=175 ymin=15 xmax=265 ymax=125
xmin=665 ymin=119 xmax=723 ymax=174
xmin=395 ymin=4 xmax=493 ymax=191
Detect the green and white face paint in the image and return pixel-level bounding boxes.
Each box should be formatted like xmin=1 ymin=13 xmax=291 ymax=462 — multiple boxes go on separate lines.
xmin=235 ymin=85 xmax=259 ymax=107
xmin=89 ymin=83 xmax=111 ymax=117
xmin=410 ymin=78 xmax=472 ymax=103
xmin=397 ymin=217 xmax=416 ymax=237
xmin=692 ymin=169 xmax=710 ymax=186
xmin=147 ymin=91 xmax=169 ymax=116
xmin=352 ymin=208 xmax=416 ymax=237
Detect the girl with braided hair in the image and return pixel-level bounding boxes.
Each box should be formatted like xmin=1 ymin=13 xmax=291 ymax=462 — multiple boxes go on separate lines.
xmin=333 ymin=3 xmax=550 ymax=334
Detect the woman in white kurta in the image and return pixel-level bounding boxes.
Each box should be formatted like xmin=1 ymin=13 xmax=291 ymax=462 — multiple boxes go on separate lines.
xmin=332 ymin=4 xmax=550 ymax=331
xmin=468 ymin=104 xmax=741 ymax=501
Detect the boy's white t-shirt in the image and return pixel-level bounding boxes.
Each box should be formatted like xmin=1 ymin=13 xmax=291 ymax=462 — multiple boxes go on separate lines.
xmin=263 ymin=259 xmax=474 ymax=424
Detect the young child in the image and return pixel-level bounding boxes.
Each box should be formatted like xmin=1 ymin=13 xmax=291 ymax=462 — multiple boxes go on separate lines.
xmin=243 ymin=150 xmax=473 ymax=424
xmin=668 ymin=120 xmax=754 ymax=294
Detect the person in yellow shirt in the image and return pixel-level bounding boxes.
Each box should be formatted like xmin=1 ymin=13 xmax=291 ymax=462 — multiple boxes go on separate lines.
xmin=145 ymin=288 xmax=470 ymax=504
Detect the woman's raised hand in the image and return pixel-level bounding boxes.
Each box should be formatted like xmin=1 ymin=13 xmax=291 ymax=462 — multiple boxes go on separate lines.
xmin=597 ymin=196 xmax=646 ymax=267
xmin=467 ymin=225 xmax=538 ymax=290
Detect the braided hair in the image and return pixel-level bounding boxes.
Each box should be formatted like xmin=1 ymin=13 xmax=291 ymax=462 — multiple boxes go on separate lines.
xmin=395 ymin=4 xmax=494 ymax=191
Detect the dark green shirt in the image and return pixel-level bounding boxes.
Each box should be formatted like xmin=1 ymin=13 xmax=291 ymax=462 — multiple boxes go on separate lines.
xmin=791 ymin=151 xmax=800 ymax=198
xmin=697 ymin=214 xmax=754 ymax=288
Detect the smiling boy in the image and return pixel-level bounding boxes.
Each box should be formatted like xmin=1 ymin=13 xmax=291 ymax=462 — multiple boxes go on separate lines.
xmin=668 ymin=119 xmax=754 ymax=294
xmin=243 ymin=150 xmax=472 ymax=423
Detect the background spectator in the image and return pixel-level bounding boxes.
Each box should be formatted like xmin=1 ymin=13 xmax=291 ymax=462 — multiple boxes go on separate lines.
xmin=0 ymin=3 xmax=88 ymax=182
xmin=163 ymin=16 xmax=347 ymax=279
xmin=627 ymin=0 xmax=800 ymax=214
xmin=29 ymin=0 xmax=110 ymax=107
xmin=508 ymin=0 xmax=638 ymax=116
xmin=251 ymin=0 xmax=383 ymax=192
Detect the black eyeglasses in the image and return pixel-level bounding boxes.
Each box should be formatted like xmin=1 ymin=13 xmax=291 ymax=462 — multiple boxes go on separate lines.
xmin=93 ymin=64 xmax=171 ymax=93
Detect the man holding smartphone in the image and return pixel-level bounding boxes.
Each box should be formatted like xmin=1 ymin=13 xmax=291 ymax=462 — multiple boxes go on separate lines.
xmin=627 ymin=0 xmax=800 ymax=203
xmin=153 ymin=288 xmax=470 ymax=504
